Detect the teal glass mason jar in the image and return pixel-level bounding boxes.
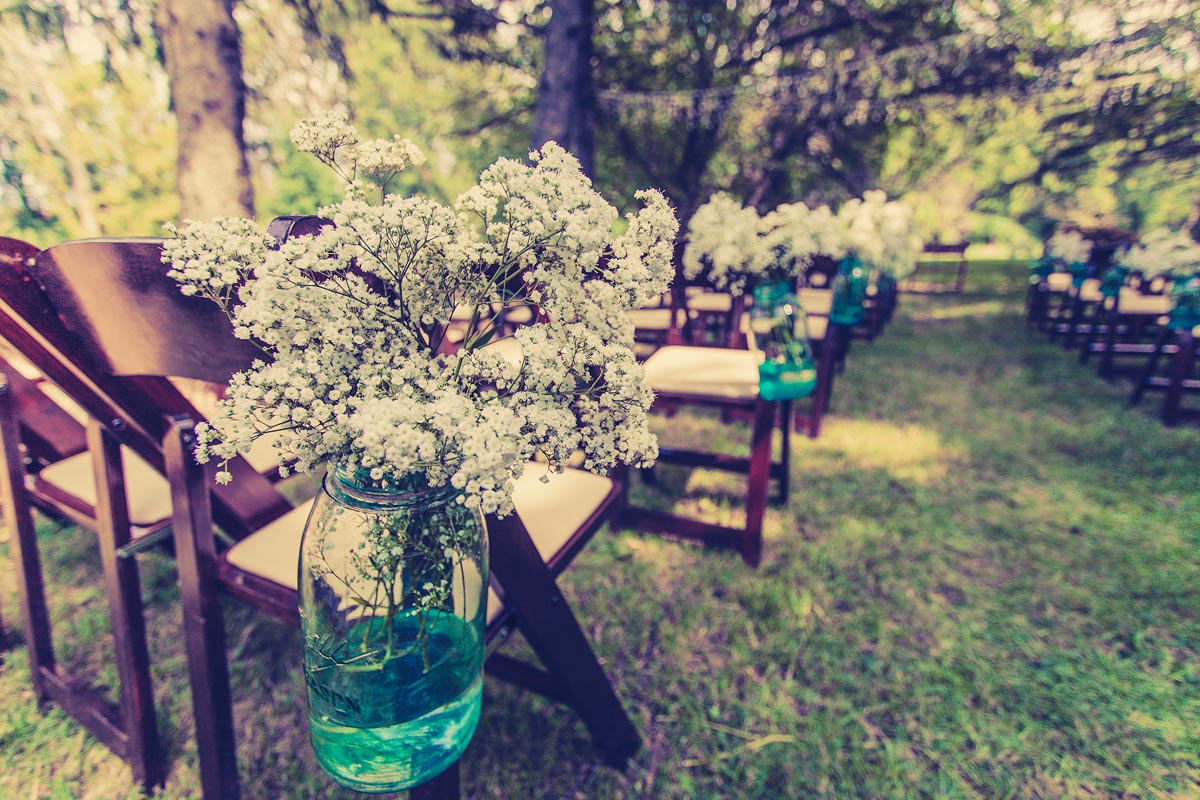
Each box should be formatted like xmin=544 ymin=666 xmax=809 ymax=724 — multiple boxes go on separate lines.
xmin=1029 ymin=254 xmax=1055 ymax=283
xmin=830 ymin=255 xmax=866 ymax=326
xmin=299 ymin=465 xmax=488 ymax=793
xmin=1100 ymin=265 xmax=1128 ymax=298
xmin=1068 ymin=259 xmax=1090 ymax=287
xmin=1168 ymin=272 xmax=1200 ymax=332
xmin=749 ymin=280 xmax=818 ymax=401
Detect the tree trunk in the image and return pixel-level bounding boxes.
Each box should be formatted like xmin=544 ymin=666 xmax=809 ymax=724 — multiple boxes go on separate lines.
xmin=155 ymin=0 xmax=254 ymax=220
xmin=532 ymin=0 xmax=594 ymax=176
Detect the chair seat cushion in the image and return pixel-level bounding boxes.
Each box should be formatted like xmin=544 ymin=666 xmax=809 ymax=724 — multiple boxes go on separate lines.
xmin=798 ymin=288 xmax=833 ymax=315
xmin=1118 ymin=291 xmax=1172 ymax=316
xmin=807 ymin=315 xmax=828 ymax=341
xmin=222 ymin=466 xmax=616 ymax=627
xmin=480 ymin=335 xmax=524 ymax=367
xmin=1078 ymin=279 xmax=1102 ymax=303
xmin=643 ymin=345 xmax=760 ymax=400
xmin=627 ymin=307 xmax=686 ymax=331
xmin=686 ymin=292 xmax=733 ymax=313
xmin=36 ymin=447 xmax=171 ymax=529
xmin=1046 ymin=272 xmax=1072 ymax=292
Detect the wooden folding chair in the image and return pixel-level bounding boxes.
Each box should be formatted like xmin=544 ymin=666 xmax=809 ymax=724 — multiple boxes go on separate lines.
xmin=1089 ymin=288 xmax=1173 ymax=381
xmin=18 ymin=235 xmax=637 ymax=798
xmin=903 ymin=242 xmax=968 ymax=294
xmin=1159 ymin=325 xmax=1200 ymax=425
xmin=1055 ymin=278 xmax=1104 ymax=350
xmin=0 ymin=236 xmax=177 ymax=790
xmin=620 ymin=280 xmax=848 ymax=567
xmin=1127 ymin=323 xmax=1200 ymax=425
xmin=1028 ymin=271 xmax=1073 ymax=333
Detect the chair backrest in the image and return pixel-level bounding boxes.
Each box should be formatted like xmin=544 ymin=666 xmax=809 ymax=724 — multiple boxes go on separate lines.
xmin=0 ymin=238 xmax=291 ymax=536
xmin=0 ymin=238 xmax=88 ymax=467
xmin=0 ymin=358 xmax=88 ymax=469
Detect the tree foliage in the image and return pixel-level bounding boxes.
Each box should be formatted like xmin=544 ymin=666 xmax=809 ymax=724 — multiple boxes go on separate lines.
xmin=0 ymin=1 xmax=175 ymax=244
xmin=0 ymin=0 xmax=1195 ymax=247
xmin=588 ymin=0 xmax=1074 ymax=223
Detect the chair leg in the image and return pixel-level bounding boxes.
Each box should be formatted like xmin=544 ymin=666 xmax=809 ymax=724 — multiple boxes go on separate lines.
xmin=1130 ymin=326 xmax=1173 ymax=406
xmin=0 ymin=377 xmax=57 ymax=697
xmin=804 ymin=324 xmax=842 ymax=439
xmin=164 ymin=417 xmax=242 ymax=800
xmin=1163 ymin=329 xmax=1195 ymax=426
xmin=88 ymin=422 xmax=164 ymax=790
xmin=488 ymin=513 xmax=640 ymax=768
xmin=1098 ymin=307 xmax=1120 ymax=379
xmin=741 ymin=399 xmax=773 ymax=568
xmin=776 ymin=400 xmax=792 ymax=505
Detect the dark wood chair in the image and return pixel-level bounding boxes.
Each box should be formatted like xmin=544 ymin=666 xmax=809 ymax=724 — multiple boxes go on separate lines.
xmin=902 ymin=242 xmax=969 ymax=294
xmin=0 ymin=236 xmax=175 ymax=790
xmin=1053 ymin=277 xmax=1105 ymax=349
xmin=1128 ymin=321 xmax=1200 ymax=425
xmin=1087 ymin=288 xmax=1173 ymax=381
xmin=1028 ymin=271 xmax=1074 ymax=334
xmin=13 ymin=234 xmax=638 ymax=799
xmin=620 ymin=279 xmax=849 ymax=567
xmin=1159 ymin=325 xmax=1200 ymax=425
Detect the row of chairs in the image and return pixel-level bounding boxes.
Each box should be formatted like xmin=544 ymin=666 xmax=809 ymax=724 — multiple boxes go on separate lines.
xmin=0 ymin=229 xmax=641 ymax=799
xmin=1026 ymin=270 xmax=1199 ymax=425
xmin=0 ymin=225 xmax=902 ymax=796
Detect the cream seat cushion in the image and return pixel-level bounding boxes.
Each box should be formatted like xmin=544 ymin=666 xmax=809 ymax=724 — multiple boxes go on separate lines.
xmin=1077 ymin=278 xmax=1102 ymax=303
xmin=807 ymin=314 xmax=828 ymax=341
xmin=737 ymin=310 xmax=826 ymax=343
xmin=222 ymin=465 xmax=615 ymax=628
xmin=481 ymin=335 xmax=524 ymax=368
xmin=36 ymin=448 xmax=171 ymax=531
xmin=686 ymin=292 xmax=733 ymax=313
xmin=643 ymin=345 xmax=760 ymax=400
xmin=1045 ymin=272 xmax=1072 ymax=292
xmin=626 ymin=308 xmax=686 ymax=331
xmin=798 ymin=288 xmax=833 ymax=315
xmin=1118 ymin=290 xmax=1172 ymax=316
xmin=632 ymin=341 xmax=658 ymax=361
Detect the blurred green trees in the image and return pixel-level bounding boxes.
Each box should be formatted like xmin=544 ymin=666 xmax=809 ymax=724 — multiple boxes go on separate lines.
xmin=0 ymin=0 xmax=1196 ymax=250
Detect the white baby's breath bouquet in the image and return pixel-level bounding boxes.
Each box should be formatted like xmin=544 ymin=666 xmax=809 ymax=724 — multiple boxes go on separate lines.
xmin=684 ymin=194 xmax=849 ymax=292
xmin=164 ymin=112 xmax=678 ymax=517
xmin=681 ymin=193 xmax=776 ymax=292
xmin=836 ymin=190 xmax=922 ymax=279
xmin=1119 ymin=228 xmax=1200 ymax=276
xmin=759 ymin=202 xmax=843 ymax=274
xmin=1046 ymin=230 xmax=1090 ymax=268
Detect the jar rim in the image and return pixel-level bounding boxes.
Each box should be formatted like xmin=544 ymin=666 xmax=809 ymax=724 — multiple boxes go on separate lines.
xmin=325 ymin=463 xmax=463 ymax=509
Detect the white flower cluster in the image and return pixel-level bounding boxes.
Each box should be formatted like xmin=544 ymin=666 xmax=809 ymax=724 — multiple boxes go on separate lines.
xmin=1047 ymin=230 xmax=1090 ymax=266
xmin=165 ymin=113 xmax=678 ymax=516
xmin=683 ymin=189 xmax=920 ymax=290
xmin=681 ymin=194 xmax=775 ymax=292
xmin=1119 ymin=229 xmax=1200 ymax=276
xmin=835 ymin=190 xmax=922 ymax=279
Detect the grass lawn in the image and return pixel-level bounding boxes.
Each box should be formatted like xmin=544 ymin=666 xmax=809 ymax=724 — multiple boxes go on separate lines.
xmin=2 ymin=261 xmax=1199 ymax=799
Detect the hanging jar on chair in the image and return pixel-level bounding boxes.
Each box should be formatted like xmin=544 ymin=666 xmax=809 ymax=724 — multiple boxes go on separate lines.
xmin=299 ymin=464 xmax=488 ymax=793
xmin=749 ymin=280 xmax=818 ymax=401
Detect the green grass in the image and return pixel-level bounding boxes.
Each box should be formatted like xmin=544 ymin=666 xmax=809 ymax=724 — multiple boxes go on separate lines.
xmin=3 ymin=260 xmax=1200 ymax=798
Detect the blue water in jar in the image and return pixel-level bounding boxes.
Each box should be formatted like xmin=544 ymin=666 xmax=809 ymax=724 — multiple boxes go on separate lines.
xmin=305 ymin=609 xmax=483 ymax=793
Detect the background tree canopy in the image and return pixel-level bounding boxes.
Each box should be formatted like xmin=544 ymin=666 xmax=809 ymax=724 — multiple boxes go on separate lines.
xmin=1 ymin=0 xmax=1196 ymax=253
